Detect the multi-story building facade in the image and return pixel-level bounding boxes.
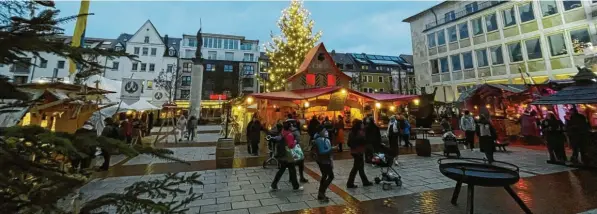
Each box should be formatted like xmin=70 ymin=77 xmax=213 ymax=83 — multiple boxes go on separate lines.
xmin=330 ymin=51 xmax=416 ymax=94
xmin=404 ymin=0 xmax=596 ymax=101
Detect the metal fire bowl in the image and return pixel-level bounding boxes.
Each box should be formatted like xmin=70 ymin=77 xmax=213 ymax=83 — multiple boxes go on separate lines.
xmin=438 ymin=158 xmax=520 ymax=187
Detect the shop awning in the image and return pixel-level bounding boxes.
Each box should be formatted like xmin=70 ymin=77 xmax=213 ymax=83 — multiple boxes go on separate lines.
xmin=252 ymin=86 xmax=418 ymax=102
xmin=532 ymin=83 xmax=597 ymax=105
xmin=457 ymin=84 xmax=528 ymax=103
xmin=359 ymin=93 xmax=418 ymax=102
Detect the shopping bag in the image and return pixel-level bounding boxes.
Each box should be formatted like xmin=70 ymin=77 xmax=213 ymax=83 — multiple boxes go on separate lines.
xmin=290 ymin=144 xmax=304 ymax=161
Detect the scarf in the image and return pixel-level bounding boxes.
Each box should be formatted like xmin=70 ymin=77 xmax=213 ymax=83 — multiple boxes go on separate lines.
xmin=387 ymin=120 xmax=399 ymax=134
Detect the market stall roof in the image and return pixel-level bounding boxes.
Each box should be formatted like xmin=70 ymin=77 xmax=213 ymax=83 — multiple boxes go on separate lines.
xmin=18 ymin=81 xmax=115 ymax=94
xmin=457 ymin=84 xmax=528 ymax=103
xmin=128 ymin=99 xmax=160 ymax=111
xmin=531 ymin=84 xmax=597 ymax=104
xmin=287 ymin=43 xmax=352 ymax=82
xmin=251 ymin=86 xmax=418 ymax=102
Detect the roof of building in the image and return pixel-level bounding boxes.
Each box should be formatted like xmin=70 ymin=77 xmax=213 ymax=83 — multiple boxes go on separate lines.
xmin=402 ymin=1 xmax=451 ymax=22
xmin=330 ymin=52 xmax=356 ymax=66
xmin=259 ymin=52 xmax=269 ymax=61
xmin=399 ymin=54 xmax=413 ymax=65
xmin=287 ymin=43 xmax=352 ymax=82
xmin=251 ymin=86 xmax=418 ymax=102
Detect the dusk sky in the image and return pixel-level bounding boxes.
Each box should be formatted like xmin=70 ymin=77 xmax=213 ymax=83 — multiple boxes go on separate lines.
xmin=55 ymin=1 xmax=439 ymax=56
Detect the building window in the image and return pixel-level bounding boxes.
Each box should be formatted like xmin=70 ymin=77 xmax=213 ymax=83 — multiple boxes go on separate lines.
xmin=188 ymin=38 xmax=196 ymax=47
xmin=490 ymin=45 xmax=504 ymax=65
xmin=458 ymin=23 xmax=469 ymax=39
xmin=548 ymin=34 xmax=568 ymax=56
xmin=306 ymin=73 xmax=315 ymax=85
xmin=346 ymin=64 xmax=354 ymax=69
xmin=508 ymin=42 xmax=523 ymax=62
xmin=241 ymin=43 xmax=254 ymax=51
xmin=142 ymin=47 xmax=148 ymax=56
xmin=167 ymin=64 xmax=173 ymax=73
xmin=149 ymin=63 xmax=155 ymax=72
xmin=327 ymin=74 xmax=336 ymax=86
xmin=39 ymin=59 xmax=47 ymax=68
xmin=450 ymin=55 xmax=461 ymax=71
xmin=465 ymin=2 xmax=478 ymax=14
xmin=243 ymin=64 xmax=254 ymax=75
xmin=439 ymin=57 xmax=449 ymax=73
xmin=525 ymin=39 xmax=543 ymax=60
xmin=462 ymin=52 xmax=473 ymax=69
xmin=146 ymin=80 xmax=153 ymax=89
xmin=144 ymin=36 xmax=149 ymax=43
xmin=563 ymin=1 xmax=582 ymax=11
xmin=378 ymin=76 xmax=384 ymax=83
xmin=519 ymin=3 xmax=535 ymax=23
xmin=475 ymin=49 xmax=489 ymax=67
xmin=151 ymin=48 xmax=157 ymax=56
xmin=224 ymin=64 xmax=233 ymax=72
xmin=14 ymin=76 xmax=28 ymax=84
xmin=540 ymin=0 xmax=558 ymax=17
xmin=205 ymin=64 xmax=215 ymax=71
xmin=140 ymin=63 xmax=147 ymax=71
xmin=181 ymin=76 xmax=191 ymax=86
xmin=132 ymin=62 xmax=138 ymax=71
xmin=444 ymin=11 xmax=455 ymax=22
xmin=180 ymin=90 xmax=190 ymax=99
xmin=361 ymin=65 xmax=369 ymax=70
xmin=437 ymin=30 xmax=446 ymax=45
xmin=57 ymin=60 xmax=65 ymax=69
xmin=447 ymin=26 xmax=457 ymax=42
xmin=208 ymin=51 xmax=217 ymax=60
xmin=243 ymin=53 xmax=254 ymax=62
xmin=336 ymin=63 xmax=344 ymax=69
xmin=183 ymin=62 xmax=192 ymax=72
xmin=485 ymin=13 xmax=498 ymax=32
xmin=427 ymin=33 xmax=436 ymax=48
xmin=225 ymin=52 xmax=234 ymax=61
xmin=472 ymin=18 xmax=484 ymax=35
xmin=242 ymin=78 xmax=254 ymax=88
xmin=376 ymin=66 xmax=382 ymax=71
xmin=430 ymin=59 xmax=439 ymax=74
xmin=503 ymin=7 xmax=517 ymax=27
xmin=134 ymin=47 xmax=140 ymax=55
xmin=570 ymin=28 xmax=591 ymax=54
xmin=367 ymin=76 xmax=372 ymax=82
xmin=112 ymin=61 xmax=119 ymax=70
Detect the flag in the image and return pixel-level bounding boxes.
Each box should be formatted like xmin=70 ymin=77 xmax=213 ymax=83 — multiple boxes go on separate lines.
xmin=68 ymin=0 xmax=91 ymax=76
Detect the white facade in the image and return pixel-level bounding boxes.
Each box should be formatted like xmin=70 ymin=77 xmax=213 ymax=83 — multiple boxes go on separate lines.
xmin=404 ymin=0 xmax=597 ymax=101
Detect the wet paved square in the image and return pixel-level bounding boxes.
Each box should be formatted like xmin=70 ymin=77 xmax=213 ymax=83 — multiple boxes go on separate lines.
xmin=123 ymin=147 xmax=216 ymax=165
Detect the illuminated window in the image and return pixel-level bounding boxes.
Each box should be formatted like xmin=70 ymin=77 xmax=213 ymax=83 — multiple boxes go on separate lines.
xmin=327 ymin=74 xmax=336 ymax=86
xmin=306 ymin=73 xmax=315 ymax=85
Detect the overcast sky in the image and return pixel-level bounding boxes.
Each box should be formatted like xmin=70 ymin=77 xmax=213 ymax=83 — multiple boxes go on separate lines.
xmin=55 ymin=1 xmax=439 ymax=56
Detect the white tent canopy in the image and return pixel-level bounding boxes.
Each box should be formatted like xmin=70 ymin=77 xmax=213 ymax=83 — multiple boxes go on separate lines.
xmin=84 ymin=75 xmax=122 ymax=102
xmin=128 ymin=99 xmax=160 ymax=111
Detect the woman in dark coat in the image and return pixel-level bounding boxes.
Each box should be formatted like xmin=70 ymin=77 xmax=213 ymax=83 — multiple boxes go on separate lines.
xmin=347 ymin=119 xmax=372 ymax=188
xmin=365 ymin=116 xmax=381 ymax=162
xmin=476 ymin=115 xmax=497 ymax=164
xmin=308 ymin=115 xmax=320 ymax=143
xmin=246 ymin=115 xmax=264 ymax=156
xmin=541 ymin=112 xmax=567 ymax=163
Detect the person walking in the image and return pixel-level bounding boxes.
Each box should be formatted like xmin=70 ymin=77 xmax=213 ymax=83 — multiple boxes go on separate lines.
xmin=541 ymin=112 xmax=567 ymax=163
xmin=365 ymin=116 xmax=381 ymax=163
xmin=347 ymin=119 xmax=373 ymax=188
xmin=323 ymin=117 xmax=335 ymax=148
xmin=476 ymin=115 xmax=497 ymax=164
xmin=247 ymin=115 xmax=264 ymax=156
xmin=99 ymin=118 xmax=121 ymax=171
xmin=520 ymin=110 xmax=539 ymax=144
xmin=566 ymin=107 xmax=590 ymax=164
xmin=387 ymin=116 xmax=401 ymax=153
xmin=399 ymin=115 xmax=413 ymax=147
xmin=335 ymin=115 xmax=345 ymax=152
xmin=186 ymin=116 xmax=198 ymax=141
xmin=176 ymin=115 xmax=187 ymax=142
xmin=271 ymin=122 xmax=303 ymax=191
xmin=460 ymin=110 xmax=476 ymax=151
xmin=408 ymin=114 xmax=417 ymax=140
xmin=72 ymin=121 xmax=97 ymax=173
xmin=286 ymin=114 xmax=308 ymax=183
xmin=147 ymin=111 xmax=154 ymax=136
xmin=308 ymin=115 xmax=320 ymax=143
xmin=313 ymin=125 xmax=334 ymax=202
xmin=120 ymin=116 xmax=133 ymax=144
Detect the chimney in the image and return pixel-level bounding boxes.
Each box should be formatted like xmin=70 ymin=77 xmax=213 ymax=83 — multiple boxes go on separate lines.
xmin=163 ymin=34 xmax=169 ymax=48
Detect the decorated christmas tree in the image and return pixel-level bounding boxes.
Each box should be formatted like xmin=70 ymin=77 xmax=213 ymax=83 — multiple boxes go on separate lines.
xmin=261 ymin=0 xmax=322 ymax=92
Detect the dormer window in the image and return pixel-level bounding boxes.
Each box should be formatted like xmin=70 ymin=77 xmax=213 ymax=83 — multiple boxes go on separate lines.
xmin=168 ymin=48 xmax=176 ymax=56
xmin=115 ymin=46 xmax=123 ymax=52
xmin=144 ymin=36 xmax=149 ymax=43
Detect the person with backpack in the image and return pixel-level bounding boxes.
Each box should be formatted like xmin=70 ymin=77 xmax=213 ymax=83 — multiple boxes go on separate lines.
xmin=313 ymin=125 xmax=334 ymax=202
xmin=460 ymin=110 xmax=476 ymax=151
xmin=323 ymin=117 xmax=335 ymax=149
xmin=476 ymin=115 xmax=497 ymax=164
xmin=347 ymin=119 xmax=373 ymax=188
xmin=399 ymin=115 xmax=413 ymax=147
xmin=271 ymin=122 xmax=303 ymax=191
xmin=99 ymin=118 xmax=122 ymax=171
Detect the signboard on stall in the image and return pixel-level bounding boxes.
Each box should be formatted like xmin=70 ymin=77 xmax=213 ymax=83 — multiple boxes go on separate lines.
xmin=121 ymin=78 xmax=143 ymax=105
xmin=328 ymin=91 xmax=346 ymax=111
xmin=209 ymin=94 xmax=227 ymax=100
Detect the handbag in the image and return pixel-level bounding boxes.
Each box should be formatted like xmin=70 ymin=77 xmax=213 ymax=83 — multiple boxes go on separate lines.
xmin=290 ymin=144 xmax=305 ymax=161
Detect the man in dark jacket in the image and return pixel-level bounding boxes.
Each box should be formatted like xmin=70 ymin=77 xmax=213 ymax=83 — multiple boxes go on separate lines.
xmin=566 ymin=107 xmax=590 ymax=163
xmin=247 ymin=115 xmax=264 ymax=156
xmin=99 ymin=118 xmax=121 ymax=171
xmin=72 ymin=121 xmax=97 ymax=173
xmin=307 ymin=116 xmax=320 ymax=143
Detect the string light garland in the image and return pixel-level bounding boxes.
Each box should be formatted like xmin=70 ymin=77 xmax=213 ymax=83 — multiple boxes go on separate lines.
xmin=259 ymin=0 xmax=322 ymax=92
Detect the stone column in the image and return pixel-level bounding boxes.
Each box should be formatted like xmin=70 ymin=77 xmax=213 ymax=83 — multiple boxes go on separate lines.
xmin=189 ymin=63 xmax=204 ymax=118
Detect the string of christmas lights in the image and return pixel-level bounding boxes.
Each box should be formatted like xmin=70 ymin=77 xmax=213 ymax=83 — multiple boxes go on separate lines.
xmin=259 ymin=0 xmax=322 ymax=92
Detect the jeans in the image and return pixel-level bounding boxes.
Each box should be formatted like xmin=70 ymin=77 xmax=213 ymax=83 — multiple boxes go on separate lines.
xmin=187 ymin=128 xmax=196 ymax=141
xmin=317 ymin=162 xmax=334 ymax=196
xmin=402 ymin=134 xmax=412 ymax=147
xmin=465 ymin=131 xmax=475 ymax=149
xmin=347 ymin=153 xmax=370 ymax=186
xmin=297 ymin=160 xmax=306 ymax=180
xmin=272 ymin=161 xmax=299 ymax=189
xmin=250 ymin=140 xmax=259 ymax=155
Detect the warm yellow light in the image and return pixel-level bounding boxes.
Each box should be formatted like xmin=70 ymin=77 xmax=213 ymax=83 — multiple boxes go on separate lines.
xmin=390 ymin=106 xmax=396 ymax=111
xmin=246 ymin=97 xmax=254 ymax=104
xmin=486 ymin=104 xmax=491 ymax=109
xmin=375 ymin=102 xmax=381 ymax=109
xmin=304 ymin=102 xmax=310 ymax=108
xmin=541 ymin=106 xmax=547 ymax=111
xmin=341 ymin=89 xmax=347 ymax=94
xmin=474 ymin=105 xmax=478 ymax=110
xmin=236 ymin=106 xmax=242 ymax=110
xmin=413 ymin=99 xmax=420 ymax=106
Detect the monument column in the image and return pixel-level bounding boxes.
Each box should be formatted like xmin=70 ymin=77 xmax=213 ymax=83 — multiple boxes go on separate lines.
xmin=189 ymin=28 xmax=204 ymax=118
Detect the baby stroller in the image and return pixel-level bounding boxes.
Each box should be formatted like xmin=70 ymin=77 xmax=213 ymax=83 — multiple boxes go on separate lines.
xmin=372 ymin=146 xmax=402 ymax=190
xmin=262 ymin=134 xmax=279 ymax=168
xmin=442 ymin=131 xmax=461 ymax=158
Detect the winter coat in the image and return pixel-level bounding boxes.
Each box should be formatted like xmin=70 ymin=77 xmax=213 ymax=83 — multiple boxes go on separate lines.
xmin=567 ymin=113 xmax=590 ymax=136
xmin=247 ymin=120 xmax=263 ymax=142
xmin=365 ymin=123 xmax=381 ymax=148
xmin=307 ymin=119 xmax=320 ymax=137
xmin=313 ymin=133 xmax=333 ymax=165
xmin=323 ymin=120 xmax=335 ymax=136
xmin=460 ymin=115 xmax=476 ymax=131
xmin=348 ymin=130 xmax=366 ymax=154
xmin=520 ymin=115 xmax=538 ymax=136
xmin=402 ymin=120 xmax=411 ymax=135
xmin=541 ymin=119 xmax=565 ymax=142
xmin=282 ymin=130 xmax=297 ymax=149
xmin=187 ymin=118 xmax=198 ymax=130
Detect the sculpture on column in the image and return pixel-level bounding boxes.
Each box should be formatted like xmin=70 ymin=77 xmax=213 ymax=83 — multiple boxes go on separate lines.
xmin=194 ymin=27 xmax=203 ymax=63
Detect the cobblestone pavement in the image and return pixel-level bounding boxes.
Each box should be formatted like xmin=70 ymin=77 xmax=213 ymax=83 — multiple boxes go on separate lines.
xmin=123 ymin=147 xmax=216 ymax=165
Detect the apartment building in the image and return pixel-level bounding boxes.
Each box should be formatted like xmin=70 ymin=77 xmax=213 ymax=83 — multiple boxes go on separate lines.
xmin=404 ymin=0 xmax=596 ymax=101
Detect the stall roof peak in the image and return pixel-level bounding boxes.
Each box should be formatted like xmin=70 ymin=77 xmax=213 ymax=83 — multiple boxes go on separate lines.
xmin=287 ymin=43 xmax=351 ymax=82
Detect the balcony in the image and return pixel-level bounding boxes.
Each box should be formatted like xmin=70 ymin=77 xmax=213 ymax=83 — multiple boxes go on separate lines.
xmin=424 ymin=1 xmax=505 ymax=31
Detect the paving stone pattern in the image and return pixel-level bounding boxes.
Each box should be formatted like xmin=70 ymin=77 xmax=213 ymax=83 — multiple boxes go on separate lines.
xmin=123 ymin=147 xmax=216 ymax=166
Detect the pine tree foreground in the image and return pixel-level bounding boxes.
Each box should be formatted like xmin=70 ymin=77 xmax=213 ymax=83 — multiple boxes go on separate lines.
xmin=0 ymin=1 xmax=203 ymax=213
xmin=260 ymin=0 xmax=322 ymax=92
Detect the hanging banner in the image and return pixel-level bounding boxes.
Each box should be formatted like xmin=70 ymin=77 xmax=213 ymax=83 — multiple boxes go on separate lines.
xmin=68 ymin=0 xmax=91 ymax=76
xmin=121 ymin=78 xmax=143 ymax=104
xmin=327 ymin=91 xmax=346 ymax=111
